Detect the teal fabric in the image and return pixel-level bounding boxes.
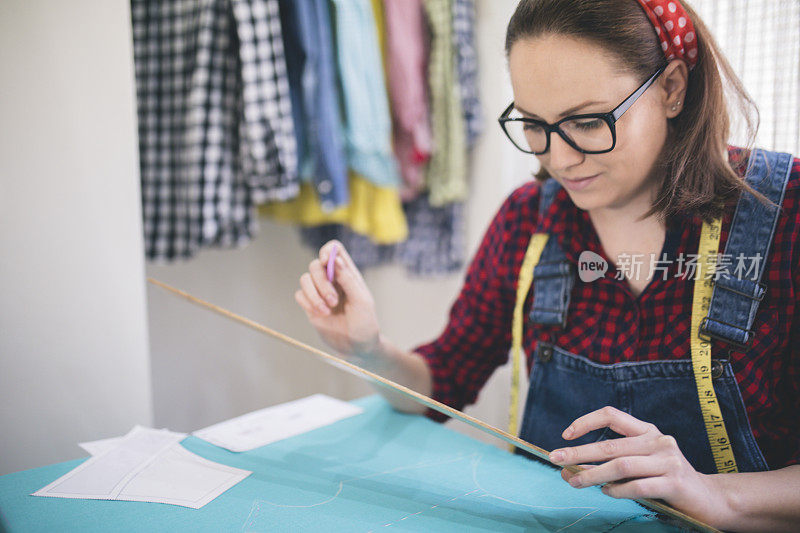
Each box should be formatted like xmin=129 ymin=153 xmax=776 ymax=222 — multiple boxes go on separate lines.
xmin=0 ymin=396 xmax=682 ymax=532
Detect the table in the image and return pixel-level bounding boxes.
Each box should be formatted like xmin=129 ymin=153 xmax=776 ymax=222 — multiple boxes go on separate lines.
xmin=0 ymin=395 xmax=682 ymax=532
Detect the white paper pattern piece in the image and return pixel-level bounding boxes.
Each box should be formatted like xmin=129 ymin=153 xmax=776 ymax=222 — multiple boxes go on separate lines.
xmin=34 ymin=426 xmax=250 ymax=509
xmin=193 ymin=394 xmax=364 ymax=452
xmin=78 ymin=435 xmax=124 ymax=456
xmin=79 ymin=428 xmax=185 ymax=456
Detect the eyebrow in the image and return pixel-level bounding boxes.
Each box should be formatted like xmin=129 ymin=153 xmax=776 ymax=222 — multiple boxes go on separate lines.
xmin=515 ymin=100 xmax=608 ymax=120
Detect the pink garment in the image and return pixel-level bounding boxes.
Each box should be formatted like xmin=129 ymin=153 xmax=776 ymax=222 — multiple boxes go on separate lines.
xmin=383 ymin=0 xmax=433 ymax=200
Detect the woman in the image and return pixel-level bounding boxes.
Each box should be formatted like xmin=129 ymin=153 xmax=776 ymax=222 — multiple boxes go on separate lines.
xmin=294 ymin=0 xmax=800 ymax=529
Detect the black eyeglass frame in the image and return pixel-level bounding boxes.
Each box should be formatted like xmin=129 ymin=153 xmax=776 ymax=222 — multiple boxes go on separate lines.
xmin=498 ymin=64 xmax=667 ymax=155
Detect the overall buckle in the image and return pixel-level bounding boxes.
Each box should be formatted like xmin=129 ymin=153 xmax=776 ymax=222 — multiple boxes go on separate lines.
xmin=699 ymin=316 xmax=755 ymax=351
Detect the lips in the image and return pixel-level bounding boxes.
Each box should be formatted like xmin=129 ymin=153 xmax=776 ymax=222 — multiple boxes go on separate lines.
xmin=561 ymin=173 xmax=600 ymax=191
xmin=563 ymin=174 xmax=598 ymax=182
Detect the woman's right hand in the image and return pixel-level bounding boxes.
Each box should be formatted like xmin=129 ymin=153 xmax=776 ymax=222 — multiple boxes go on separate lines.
xmin=294 ymin=240 xmax=385 ymax=369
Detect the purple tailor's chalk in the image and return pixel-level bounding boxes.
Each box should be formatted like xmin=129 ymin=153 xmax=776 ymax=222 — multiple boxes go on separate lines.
xmin=327 ymin=244 xmax=338 ymax=282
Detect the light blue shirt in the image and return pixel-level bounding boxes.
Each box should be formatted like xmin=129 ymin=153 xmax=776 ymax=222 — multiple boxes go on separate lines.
xmin=280 ymin=0 xmax=349 ymax=210
xmin=330 ymin=0 xmax=401 ymax=188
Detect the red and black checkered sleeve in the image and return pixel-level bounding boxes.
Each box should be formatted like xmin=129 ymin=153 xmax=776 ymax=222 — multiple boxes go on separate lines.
xmin=784 ymin=158 xmax=800 ymax=467
xmin=413 ymin=184 xmax=539 ymax=421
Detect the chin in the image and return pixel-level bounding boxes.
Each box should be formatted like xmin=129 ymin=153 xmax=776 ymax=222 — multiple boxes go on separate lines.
xmin=562 ymin=190 xmax=607 ymax=212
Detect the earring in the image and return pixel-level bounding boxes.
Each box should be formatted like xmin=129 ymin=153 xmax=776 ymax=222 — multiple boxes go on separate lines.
xmin=672 ymin=100 xmax=681 ymax=111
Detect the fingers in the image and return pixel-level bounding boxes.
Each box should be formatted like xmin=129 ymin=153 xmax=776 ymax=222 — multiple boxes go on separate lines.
xmin=296 ymin=240 xmax=355 ymax=316
xmin=295 ymin=240 xmax=375 ymax=321
xmin=317 ymin=240 xmax=370 ymax=304
xmin=564 ymin=455 xmax=681 ymax=489
xmin=294 ymin=289 xmax=319 ymax=318
xmin=562 ymin=406 xmax=658 ymax=441
xmin=308 ymin=257 xmax=338 ymax=307
xmin=319 ymin=240 xmax=367 ymax=287
xmin=560 ymin=464 xmax=595 ymax=483
xmin=550 ymin=434 xmax=654 ymax=466
xmin=299 ymin=272 xmax=331 ymax=316
xmin=319 ymin=240 xmax=338 ymax=268
xmin=601 ymin=477 xmax=670 ymax=500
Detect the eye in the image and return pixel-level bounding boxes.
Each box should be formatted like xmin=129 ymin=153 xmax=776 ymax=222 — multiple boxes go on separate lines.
xmin=523 ymin=123 xmax=545 ymax=133
xmin=570 ymin=119 xmax=604 ymax=131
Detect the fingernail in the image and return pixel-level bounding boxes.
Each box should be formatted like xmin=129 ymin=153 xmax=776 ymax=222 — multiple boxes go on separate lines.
xmin=568 ymin=476 xmax=582 ymax=488
xmin=335 ymin=257 xmax=344 ymax=267
xmin=327 ymin=293 xmax=338 ymax=305
xmin=563 ymin=426 xmax=574 ymax=439
xmin=550 ymin=450 xmax=564 ymax=463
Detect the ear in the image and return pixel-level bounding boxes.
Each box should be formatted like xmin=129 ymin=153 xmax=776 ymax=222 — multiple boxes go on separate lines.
xmin=660 ymin=59 xmax=689 ymax=118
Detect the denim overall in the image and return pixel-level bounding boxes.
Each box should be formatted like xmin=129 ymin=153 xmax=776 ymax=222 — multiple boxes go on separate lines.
xmin=517 ymin=149 xmax=793 ymax=474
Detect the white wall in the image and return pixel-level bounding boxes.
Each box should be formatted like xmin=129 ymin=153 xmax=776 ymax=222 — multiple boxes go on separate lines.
xmin=145 ymin=0 xmax=536 ymax=445
xmin=0 ymin=1 xmax=153 ymax=474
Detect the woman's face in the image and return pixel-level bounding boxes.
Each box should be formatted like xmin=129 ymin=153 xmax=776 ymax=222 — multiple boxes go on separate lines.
xmin=508 ymin=34 xmax=678 ymax=214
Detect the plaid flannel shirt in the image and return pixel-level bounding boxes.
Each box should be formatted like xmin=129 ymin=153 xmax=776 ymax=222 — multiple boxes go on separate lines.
xmin=415 ymin=147 xmax=800 ymax=469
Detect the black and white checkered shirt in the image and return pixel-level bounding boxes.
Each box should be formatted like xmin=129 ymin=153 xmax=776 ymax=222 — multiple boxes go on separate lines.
xmin=132 ymin=0 xmax=298 ymax=260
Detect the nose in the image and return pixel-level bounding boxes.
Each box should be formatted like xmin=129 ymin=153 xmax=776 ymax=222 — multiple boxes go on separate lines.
xmin=546 ymin=131 xmax=585 ymax=172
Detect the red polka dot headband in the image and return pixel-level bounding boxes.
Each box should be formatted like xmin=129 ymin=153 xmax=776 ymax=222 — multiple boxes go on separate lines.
xmin=635 ymin=0 xmax=698 ymax=69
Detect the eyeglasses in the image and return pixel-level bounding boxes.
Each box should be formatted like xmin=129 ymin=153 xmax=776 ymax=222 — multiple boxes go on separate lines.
xmin=498 ymin=65 xmax=666 ymax=155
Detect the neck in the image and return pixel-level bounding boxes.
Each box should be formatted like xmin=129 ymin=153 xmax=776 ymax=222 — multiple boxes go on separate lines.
xmin=588 ymin=187 xmax=663 ymax=231
xmin=586 ymin=180 xmax=668 ymax=268
xmin=586 ymin=185 xmax=667 ymax=297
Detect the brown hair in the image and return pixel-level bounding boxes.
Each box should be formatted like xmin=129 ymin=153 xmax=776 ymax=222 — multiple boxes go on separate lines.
xmin=505 ymin=0 xmax=772 ymax=223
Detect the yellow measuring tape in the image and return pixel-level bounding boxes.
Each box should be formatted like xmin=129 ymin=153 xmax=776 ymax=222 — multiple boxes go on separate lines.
xmin=692 ymin=219 xmax=738 ymax=473
xmin=509 ymin=220 xmax=738 ymax=473
xmin=508 ymin=233 xmax=549 ymax=444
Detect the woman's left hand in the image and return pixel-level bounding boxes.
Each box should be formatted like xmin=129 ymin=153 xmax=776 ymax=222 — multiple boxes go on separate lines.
xmin=549 ymin=406 xmax=731 ymax=526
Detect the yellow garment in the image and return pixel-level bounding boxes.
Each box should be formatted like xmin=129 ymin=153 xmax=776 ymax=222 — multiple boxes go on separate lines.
xmin=371 ymin=0 xmax=387 ymax=59
xmin=260 ymin=172 xmax=408 ymax=245
xmin=370 ymin=0 xmax=392 ymax=114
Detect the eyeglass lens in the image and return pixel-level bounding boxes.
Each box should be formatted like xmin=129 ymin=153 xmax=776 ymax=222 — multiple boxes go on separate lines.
xmin=503 ymin=114 xmax=613 ymax=154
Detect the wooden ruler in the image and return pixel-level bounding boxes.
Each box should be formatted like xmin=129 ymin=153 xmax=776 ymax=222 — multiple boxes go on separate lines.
xmin=147 ymin=277 xmax=720 ymax=533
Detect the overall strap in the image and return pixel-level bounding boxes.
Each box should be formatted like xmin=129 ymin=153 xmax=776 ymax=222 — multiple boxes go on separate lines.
xmin=508 ymin=179 xmax=571 ymax=439
xmin=509 ymin=232 xmax=548 ymax=440
xmin=537 ymin=176 xmax=562 ymax=215
xmin=701 ymin=149 xmax=794 ymax=349
xmin=530 ymin=179 xmax=574 ymax=327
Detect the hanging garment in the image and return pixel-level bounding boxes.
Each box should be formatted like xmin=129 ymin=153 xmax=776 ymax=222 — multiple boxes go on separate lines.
xmin=300 ymin=193 xmax=465 ymax=276
xmin=260 ymin=172 xmax=408 ymax=244
xmin=264 ymin=0 xmax=406 ymax=244
xmin=452 ymin=0 xmax=482 ymax=147
xmin=423 ymin=0 xmax=468 ymax=207
xmin=370 ymin=0 xmax=389 ymax=67
xmin=132 ymin=0 xmax=298 ymax=260
xmin=383 ymin=0 xmax=433 ymax=200
xmin=330 ymin=0 xmax=401 ymax=188
xmin=279 ymin=0 xmax=349 ymax=211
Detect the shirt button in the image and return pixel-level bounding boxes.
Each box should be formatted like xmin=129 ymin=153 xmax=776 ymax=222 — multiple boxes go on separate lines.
xmin=318 ymin=180 xmax=332 ymax=195
xmin=711 ymin=359 xmax=724 ymax=379
xmin=539 ymin=344 xmax=553 ymax=363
